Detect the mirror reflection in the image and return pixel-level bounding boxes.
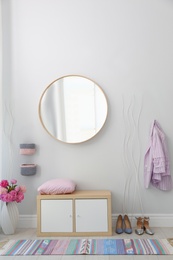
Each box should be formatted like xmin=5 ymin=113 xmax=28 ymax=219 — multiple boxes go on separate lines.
xmin=39 ymin=75 xmax=108 ymax=143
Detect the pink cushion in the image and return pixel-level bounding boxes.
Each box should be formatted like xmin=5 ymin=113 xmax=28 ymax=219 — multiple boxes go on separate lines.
xmin=37 ymin=179 xmax=76 ymax=195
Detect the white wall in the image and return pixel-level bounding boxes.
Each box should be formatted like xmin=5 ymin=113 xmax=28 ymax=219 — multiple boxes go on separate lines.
xmin=2 ymin=0 xmax=173 ymax=220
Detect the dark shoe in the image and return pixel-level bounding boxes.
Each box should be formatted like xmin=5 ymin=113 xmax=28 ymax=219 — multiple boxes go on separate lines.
xmin=143 ymin=217 xmax=154 ymax=235
xmin=124 ymin=215 xmax=132 ymax=234
xmin=115 ymin=215 xmax=123 ymax=234
xmin=135 ymin=217 xmax=144 ymax=235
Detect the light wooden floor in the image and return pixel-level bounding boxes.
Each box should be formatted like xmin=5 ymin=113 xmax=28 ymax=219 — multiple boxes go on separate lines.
xmin=0 ymin=227 xmax=173 ymax=259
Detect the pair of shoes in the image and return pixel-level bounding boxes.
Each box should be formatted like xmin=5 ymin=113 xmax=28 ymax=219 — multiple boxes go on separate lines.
xmin=135 ymin=217 xmax=154 ymax=235
xmin=115 ymin=214 xmax=132 ymax=234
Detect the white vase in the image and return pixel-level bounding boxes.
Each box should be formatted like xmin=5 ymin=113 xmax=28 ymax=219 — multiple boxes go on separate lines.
xmin=1 ymin=202 xmax=19 ymax=235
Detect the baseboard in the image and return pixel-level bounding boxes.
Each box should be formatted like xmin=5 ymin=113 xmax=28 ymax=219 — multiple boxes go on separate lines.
xmin=17 ymin=214 xmax=173 ymax=229
xmin=18 ymin=215 xmax=37 ymax=228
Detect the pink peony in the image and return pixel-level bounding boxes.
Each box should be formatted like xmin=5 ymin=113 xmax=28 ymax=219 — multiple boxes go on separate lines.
xmin=9 ymin=190 xmax=17 ymax=201
xmin=11 ymin=179 xmax=17 ymax=185
xmin=0 ymin=180 xmax=9 ymax=188
xmin=0 ymin=187 xmax=8 ymax=195
xmin=16 ymin=192 xmax=24 ymax=203
xmin=1 ymin=193 xmax=13 ymax=202
xmin=15 ymin=186 xmax=20 ymax=192
xmin=19 ymin=185 xmax=26 ymax=193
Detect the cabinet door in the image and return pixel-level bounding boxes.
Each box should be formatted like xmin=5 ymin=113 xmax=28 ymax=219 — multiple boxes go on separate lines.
xmin=75 ymin=199 xmax=108 ymax=232
xmin=41 ymin=200 xmax=73 ymax=232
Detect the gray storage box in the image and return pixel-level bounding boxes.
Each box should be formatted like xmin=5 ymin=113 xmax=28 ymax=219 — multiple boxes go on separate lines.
xmin=20 ymin=144 xmax=36 ymax=155
xmin=20 ymin=164 xmax=37 ymax=176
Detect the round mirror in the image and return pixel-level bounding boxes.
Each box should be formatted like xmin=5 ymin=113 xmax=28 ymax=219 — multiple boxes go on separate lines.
xmin=39 ymin=75 xmax=108 ymax=143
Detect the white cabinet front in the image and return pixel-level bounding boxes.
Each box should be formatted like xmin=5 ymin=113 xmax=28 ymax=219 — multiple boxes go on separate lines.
xmin=41 ymin=200 xmax=73 ymax=232
xmin=75 ymin=199 xmax=108 ymax=232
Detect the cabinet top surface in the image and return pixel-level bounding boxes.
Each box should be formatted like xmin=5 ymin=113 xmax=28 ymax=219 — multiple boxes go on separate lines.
xmin=37 ymin=190 xmax=111 ymax=199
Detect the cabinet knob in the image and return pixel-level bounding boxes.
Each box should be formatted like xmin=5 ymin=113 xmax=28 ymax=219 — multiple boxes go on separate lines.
xmin=69 ymin=215 xmax=72 ymax=218
xmin=77 ymin=215 xmax=80 ymax=218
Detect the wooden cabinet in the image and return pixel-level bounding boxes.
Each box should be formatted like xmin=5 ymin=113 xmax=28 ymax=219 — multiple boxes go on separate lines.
xmin=37 ymin=190 xmax=112 ymax=236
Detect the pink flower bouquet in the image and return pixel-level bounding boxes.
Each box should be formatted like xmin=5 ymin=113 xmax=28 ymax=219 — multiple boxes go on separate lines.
xmin=0 ymin=179 xmax=26 ymax=203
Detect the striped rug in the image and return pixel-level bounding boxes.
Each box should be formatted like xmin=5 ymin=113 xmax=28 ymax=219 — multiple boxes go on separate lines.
xmin=0 ymin=238 xmax=173 ymax=255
